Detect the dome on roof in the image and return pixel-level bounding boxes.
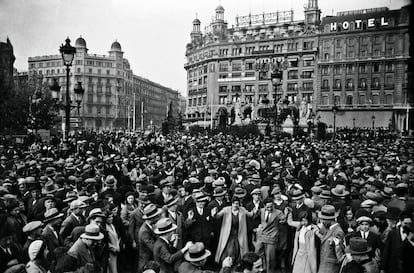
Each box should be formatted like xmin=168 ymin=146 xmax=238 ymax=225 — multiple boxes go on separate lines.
xmin=75 ymin=36 xmax=86 ymax=48
xmin=193 ymin=18 xmax=201 ymax=25
xmin=215 ymin=5 xmax=224 ymax=12
xmin=110 ymin=40 xmax=122 ymax=51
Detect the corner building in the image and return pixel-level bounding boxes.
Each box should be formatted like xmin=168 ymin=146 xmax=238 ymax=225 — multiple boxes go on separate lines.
xmin=28 ymin=37 xmax=179 ymax=131
xmin=184 ymin=1 xmax=412 ymax=130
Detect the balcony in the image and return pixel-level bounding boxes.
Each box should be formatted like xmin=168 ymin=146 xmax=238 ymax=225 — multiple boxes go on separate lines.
xmin=371 ymin=85 xmax=381 ymax=90
xmin=333 ymin=86 xmax=342 ymax=91
xmin=345 ymin=86 xmax=355 ymax=91
xmin=321 ymin=86 xmax=330 ymax=91
xmin=358 ymin=86 xmax=367 ymax=91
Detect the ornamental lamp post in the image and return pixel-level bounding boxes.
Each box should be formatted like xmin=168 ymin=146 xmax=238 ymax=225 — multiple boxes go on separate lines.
xmin=271 ymin=70 xmax=282 ymax=129
xmin=372 ymin=115 xmax=375 ymax=130
xmin=353 ymin=117 xmax=356 ymax=128
xmin=332 ymin=104 xmax=339 ymax=140
xmin=60 ymin=37 xmax=76 ymax=138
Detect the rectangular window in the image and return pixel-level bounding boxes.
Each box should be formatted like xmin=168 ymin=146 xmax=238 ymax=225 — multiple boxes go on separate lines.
xmin=219 ymin=63 xmax=228 ymax=72
xmin=321 ymin=66 xmax=329 ymax=75
xmin=301 ymin=71 xmax=313 ymax=79
xmin=231 ymin=85 xmax=241 ymax=93
xmin=258 ymin=84 xmax=268 ymax=92
xmin=322 ymin=96 xmax=328 ymax=105
xmin=244 ymin=85 xmax=255 ymax=92
xmin=245 ymin=62 xmax=254 ymax=70
xmin=288 ymin=70 xmax=298 ymax=80
xmin=334 ymin=65 xmax=342 ymax=75
xmin=302 ymin=82 xmax=313 ymax=91
xmin=219 ymin=86 xmax=228 ymax=93
xmin=359 ymin=64 xmax=367 ymax=73
xmin=346 ymin=64 xmax=354 ymax=73
xmin=372 ymin=63 xmax=380 ymax=72
xmin=287 ymin=83 xmax=298 ymax=92
xmin=322 ymin=79 xmax=329 ymax=90
xmin=219 ymin=96 xmax=227 ymax=105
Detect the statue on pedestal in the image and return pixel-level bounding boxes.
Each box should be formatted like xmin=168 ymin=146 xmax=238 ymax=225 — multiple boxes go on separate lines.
xmin=298 ymin=99 xmax=310 ymax=127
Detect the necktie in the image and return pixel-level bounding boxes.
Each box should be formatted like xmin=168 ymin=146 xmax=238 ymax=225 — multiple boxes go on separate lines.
xmin=266 ymin=212 xmax=270 ymax=222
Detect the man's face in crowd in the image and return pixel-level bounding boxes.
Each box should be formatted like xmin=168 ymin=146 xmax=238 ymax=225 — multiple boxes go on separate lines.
xmin=359 ymin=221 xmax=370 ymax=232
xmin=168 ymin=204 xmax=177 ymax=213
xmin=31 ymin=189 xmax=40 ymax=199
xmin=264 ymin=202 xmax=273 ymax=213
xmin=178 ymin=187 xmax=187 ymax=197
xmin=401 ymin=217 xmax=413 ymax=228
xmin=322 ymin=219 xmax=333 ymax=229
xmin=44 ymin=199 xmax=55 ymax=210
xmin=91 ymin=217 xmax=104 ymax=228
xmin=252 ymin=193 xmax=261 ymax=202
xmin=196 ymin=200 xmax=206 ymax=209
xmin=162 ymin=185 xmax=171 ymax=194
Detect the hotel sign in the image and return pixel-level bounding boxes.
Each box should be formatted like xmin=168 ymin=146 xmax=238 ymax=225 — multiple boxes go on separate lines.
xmin=329 ymin=17 xmax=389 ymax=31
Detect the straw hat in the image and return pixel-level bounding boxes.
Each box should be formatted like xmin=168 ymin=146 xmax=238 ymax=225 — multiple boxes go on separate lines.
xmin=318 ymin=205 xmax=338 ymax=220
xmin=184 ymin=242 xmax=211 ymax=262
xmin=43 ymin=208 xmax=64 ymax=223
xmin=142 ymin=204 xmax=162 ymax=220
xmin=80 ymin=224 xmax=104 ymax=240
xmin=154 ymin=218 xmax=177 ymax=235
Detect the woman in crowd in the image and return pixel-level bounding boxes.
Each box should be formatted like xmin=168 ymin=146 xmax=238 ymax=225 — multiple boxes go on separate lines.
xmin=291 ymin=211 xmax=318 ymax=273
xmin=26 ymin=240 xmax=49 ymax=273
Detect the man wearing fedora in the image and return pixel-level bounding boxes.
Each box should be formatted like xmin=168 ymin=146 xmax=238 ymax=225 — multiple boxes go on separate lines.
xmin=351 ymin=214 xmax=382 ymax=260
xmin=315 ymin=204 xmax=344 ymax=273
xmin=206 ymin=186 xmax=227 ymax=259
xmin=338 ymin=237 xmax=379 ymax=273
xmin=381 ymin=211 xmax=413 ymax=273
xmin=177 ymin=242 xmax=232 ymax=273
xmin=138 ymin=203 xmax=162 ymax=273
xmin=67 ymin=223 xmax=104 ymax=271
xmin=153 ymin=218 xmax=193 ymax=273
xmin=41 ymin=208 xmax=64 ymax=254
xmin=162 ymin=196 xmax=184 ymax=249
xmin=59 ymin=199 xmax=87 ymax=241
xmin=154 ymin=179 xmax=173 ymax=207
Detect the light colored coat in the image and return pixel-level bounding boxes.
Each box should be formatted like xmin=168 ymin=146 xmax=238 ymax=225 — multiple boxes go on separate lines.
xmin=214 ymin=206 xmax=254 ymax=263
xmin=317 ymin=223 xmax=344 ymax=273
xmin=292 ymin=225 xmax=318 ymax=273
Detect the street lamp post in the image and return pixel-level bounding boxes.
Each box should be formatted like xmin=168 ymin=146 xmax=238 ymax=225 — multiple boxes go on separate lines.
xmin=271 ymin=70 xmax=282 ymax=130
xmin=59 ymin=38 xmax=77 ymax=138
xmin=372 ymin=115 xmax=375 ymax=130
xmin=353 ymin=117 xmax=356 ymax=128
xmin=332 ymin=104 xmax=338 ymax=140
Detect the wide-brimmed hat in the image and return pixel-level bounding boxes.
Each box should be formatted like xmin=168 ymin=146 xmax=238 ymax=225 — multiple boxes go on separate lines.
xmin=23 ymin=221 xmax=43 ymax=233
xmin=356 ymin=216 xmax=372 ymax=223
xmin=41 ymin=181 xmax=58 ymax=195
xmin=154 ymin=218 xmax=177 ymax=235
xmin=159 ymin=179 xmax=173 ymax=188
xmin=86 ymin=208 xmax=106 ymax=221
xmin=320 ymin=189 xmax=332 ymax=199
xmin=70 ymin=199 xmax=88 ymax=210
xmin=318 ymin=205 xmax=338 ymax=220
xmin=385 ymin=206 xmax=401 ymax=220
xmin=142 ymin=203 xmax=162 ymax=220
xmin=184 ymin=242 xmax=211 ymax=262
xmin=43 ymin=208 xmax=64 ymax=223
xmin=345 ymin=237 xmax=372 ymax=255
xmin=251 ymin=188 xmax=262 ymax=196
xmin=291 ymin=189 xmax=305 ymax=201
xmin=63 ymin=191 xmax=78 ymax=203
xmin=80 ymin=224 xmax=104 ymax=240
xmin=360 ymin=199 xmax=377 ymax=208
xmin=331 ymin=184 xmax=349 ymax=198
xmin=194 ymin=192 xmax=209 ymax=202
xmin=213 ymin=187 xmax=226 ymax=197
xmin=233 ymin=187 xmax=247 ymax=199
xmin=380 ymin=187 xmax=393 ymax=198
xmin=164 ymin=196 xmax=178 ymax=207
xmin=104 ymin=175 xmax=117 ymax=188
xmin=213 ymin=177 xmax=226 ymax=188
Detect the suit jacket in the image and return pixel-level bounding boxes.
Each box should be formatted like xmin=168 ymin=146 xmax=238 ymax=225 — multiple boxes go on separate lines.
xmin=317 ymin=223 xmax=344 ymax=273
xmin=184 ymin=207 xmax=212 ymax=247
xmin=256 ymin=208 xmax=285 ymax=244
xmin=41 ymin=225 xmax=63 ymax=253
xmin=353 ymin=231 xmax=382 ymax=258
xmin=138 ymin=222 xmax=157 ymax=271
xmin=153 ymin=238 xmax=183 ymax=273
xmin=163 ymin=209 xmax=184 ymax=249
xmin=245 ymin=201 xmax=264 ymax=233
xmin=129 ymin=207 xmax=144 ymax=245
xmin=67 ymin=238 xmax=96 ymax=269
xmin=381 ymin=228 xmax=403 ymax=273
xmin=60 ymin=214 xmax=85 ymax=241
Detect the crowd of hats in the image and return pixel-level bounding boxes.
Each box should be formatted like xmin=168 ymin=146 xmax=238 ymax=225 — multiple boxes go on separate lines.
xmin=0 ymin=130 xmax=413 ymax=271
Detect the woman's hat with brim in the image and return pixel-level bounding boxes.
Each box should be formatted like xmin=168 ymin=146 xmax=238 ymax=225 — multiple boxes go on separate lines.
xmin=318 ymin=205 xmax=338 ymax=220
xmin=184 ymin=242 xmax=211 ymax=262
xmin=154 ymin=218 xmax=177 ymax=235
xmin=345 ymin=237 xmax=372 ymax=255
xmin=80 ymin=224 xmax=104 ymax=240
xmin=233 ymin=187 xmax=247 ymax=199
xmin=142 ymin=203 xmax=162 ymax=220
xmin=43 ymin=208 xmax=64 ymax=223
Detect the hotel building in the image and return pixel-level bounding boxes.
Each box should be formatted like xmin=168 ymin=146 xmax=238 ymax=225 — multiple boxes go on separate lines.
xmin=184 ymin=1 xmax=412 ymax=130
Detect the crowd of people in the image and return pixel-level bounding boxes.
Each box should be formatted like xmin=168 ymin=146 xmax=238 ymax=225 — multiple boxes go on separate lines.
xmin=0 ymin=128 xmax=413 ymax=273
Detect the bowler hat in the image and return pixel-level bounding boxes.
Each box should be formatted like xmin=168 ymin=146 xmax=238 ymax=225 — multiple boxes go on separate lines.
xmin=318 ymin=205 xmax=338 ymax=220
xmin=80 ymin=224 xmax=104 ymax=240
xmin=154 ymin=218 xmax=177 ymax=235
xmin=42 ymin=181 xmax=58 ymax=195
xmin=385 ymin=207 xmax=401 ymax=220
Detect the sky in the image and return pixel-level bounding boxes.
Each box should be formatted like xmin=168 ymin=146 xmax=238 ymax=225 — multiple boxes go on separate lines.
xmin=0 ymin=0 xmax=410 ymax=96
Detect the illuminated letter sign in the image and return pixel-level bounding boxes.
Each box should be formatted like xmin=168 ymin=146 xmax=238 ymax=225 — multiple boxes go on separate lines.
xmin=381 ymin=17 xmax=388 ymax=26
xmin=368 ymin=18 xmax=375 ymax=27
xmin=330 ymin=22 xmax=337 ymax=31
xmin=342 ymin=21 xmax=349 ymax=30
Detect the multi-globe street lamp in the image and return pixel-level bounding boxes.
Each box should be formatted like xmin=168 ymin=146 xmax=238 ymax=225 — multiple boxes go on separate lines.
xmin=49 ymin=38 xmax=84 ymax=138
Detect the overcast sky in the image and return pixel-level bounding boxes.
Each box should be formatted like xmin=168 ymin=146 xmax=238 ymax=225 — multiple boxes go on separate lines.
xmin=0 ymin=0 xmax=409 ymax=96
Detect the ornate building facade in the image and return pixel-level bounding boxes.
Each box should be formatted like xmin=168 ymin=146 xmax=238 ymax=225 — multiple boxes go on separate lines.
xmin=185 ymin=1 xmax=412 ymax=130
xmin=28 ymin=37 xmax=179 ymax=132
